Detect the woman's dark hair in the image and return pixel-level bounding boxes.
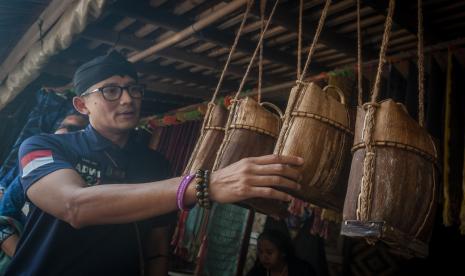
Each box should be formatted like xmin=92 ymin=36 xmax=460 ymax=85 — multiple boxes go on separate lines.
xmin=56 ymin=112 xmax=89 ymax=132
xmin=258 ymin=229 xmax=295 ymax=261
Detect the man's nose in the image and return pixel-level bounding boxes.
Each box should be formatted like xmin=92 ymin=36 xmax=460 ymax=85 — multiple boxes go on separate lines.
xmin=119 ymin=88 xmax=133 ymax=104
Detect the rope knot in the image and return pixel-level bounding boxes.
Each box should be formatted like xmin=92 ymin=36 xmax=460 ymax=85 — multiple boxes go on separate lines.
xmin=362 ymin=102 xmax=380 ymax=110
xmin=295 ymin=80 xmax=309 ymax=86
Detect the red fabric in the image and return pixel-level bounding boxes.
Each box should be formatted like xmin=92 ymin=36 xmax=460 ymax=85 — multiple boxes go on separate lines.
xmin=152 ymin=121 xmax=201 ymax=176
xmin=20 ymin=150 xmax=52 ymax=168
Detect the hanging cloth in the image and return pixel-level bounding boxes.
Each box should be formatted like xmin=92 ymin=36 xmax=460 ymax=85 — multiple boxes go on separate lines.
xmin=170 ymin=0 xmax=254 ymax=265
xmin=199 ymin=1 xmax=284 ymax=275
xmin=442 ymin=50 xmax=465 ymax=234
xmin=0 ymin=89 xmax=74 ymax=185
xmin=443 ymin=49 xmax=454 ymax=227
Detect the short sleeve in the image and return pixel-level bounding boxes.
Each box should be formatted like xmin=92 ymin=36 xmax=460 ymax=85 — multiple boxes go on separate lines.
xmin=18 ymin=134 xmax=74 ymax=196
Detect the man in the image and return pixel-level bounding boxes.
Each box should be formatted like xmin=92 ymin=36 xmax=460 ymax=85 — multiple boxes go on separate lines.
xmin=6 ymin=52 xmax=303 ymax=275
xmin=0 ymin=113 xmax=88 ymax=272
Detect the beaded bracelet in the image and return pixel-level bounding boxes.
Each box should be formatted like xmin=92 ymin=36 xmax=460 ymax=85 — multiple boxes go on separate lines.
xmin=176 ymin=174 xmax=195 ymax=211
xmin=195 ymin=169 xmax=212 ymax=209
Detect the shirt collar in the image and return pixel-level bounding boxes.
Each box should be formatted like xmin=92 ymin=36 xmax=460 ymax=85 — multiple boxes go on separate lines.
xmin=84 ymin=125 xmax=117 ymax=151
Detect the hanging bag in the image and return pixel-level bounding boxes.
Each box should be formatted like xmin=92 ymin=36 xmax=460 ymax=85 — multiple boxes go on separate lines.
xmin=341 ymin=0 xmax=438 ymax=258
xmin=274 ymin=0 xmax=353 ymax=211
xmin=212 ymin=0 xmax=289 ymax=218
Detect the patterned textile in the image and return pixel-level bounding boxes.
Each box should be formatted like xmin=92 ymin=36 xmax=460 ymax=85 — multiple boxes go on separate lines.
xmin=203 ymin=204 xmax=250 ymax=276
xmin=344 ymin=239 xmax=402 ymax=276
xmin=151 ymin=121 xmax=201 ymax=176
xmin=148 ymin=121 xmax=203 ymax=272
xmin=0 ymin=89 xmax=73 ymax=181
xmin=0 ymin=216 xmax=23 ymax=275
xmin=0 ymin=95 xmax=33 ymax=166
xmin=0 ymin=176 xmax=25 ymax=225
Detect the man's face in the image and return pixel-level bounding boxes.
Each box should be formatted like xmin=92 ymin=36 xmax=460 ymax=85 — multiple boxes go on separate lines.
xmin=80 ymin=75 xmax=141 ymax=133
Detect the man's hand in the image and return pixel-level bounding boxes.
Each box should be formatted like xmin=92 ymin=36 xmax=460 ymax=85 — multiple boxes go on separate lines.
xmin=209 ymin=154 xmax=303 ymax=204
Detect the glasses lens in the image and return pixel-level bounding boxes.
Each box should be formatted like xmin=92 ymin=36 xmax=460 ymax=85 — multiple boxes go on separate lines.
xmin=101 ymin=86 xmax=122 ymax=101
xmin=128 ymin=85 xmax=144 ymax=98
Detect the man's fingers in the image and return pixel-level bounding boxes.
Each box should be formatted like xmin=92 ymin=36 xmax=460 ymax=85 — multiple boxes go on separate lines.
xmin=247 ymin=175 xmax=301 ymax=191
xmin=252 ymin=163 xmax=301 ymax=181
xmin=248 ymin=187 xmax=293 ymax=202
xmin=249 ymin=154 xmax=304 ymax=166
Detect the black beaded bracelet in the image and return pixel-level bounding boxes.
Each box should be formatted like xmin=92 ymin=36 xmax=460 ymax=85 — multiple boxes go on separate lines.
xmin=195 ymin=169 xmax=212 ymax=209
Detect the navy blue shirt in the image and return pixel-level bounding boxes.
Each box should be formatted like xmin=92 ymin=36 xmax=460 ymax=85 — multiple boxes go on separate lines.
xmin=6 ymin=125 xmax=172 ymax=276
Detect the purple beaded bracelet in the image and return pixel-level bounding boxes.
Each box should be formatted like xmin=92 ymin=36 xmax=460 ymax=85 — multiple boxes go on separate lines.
xmin=176 ymin=174 xmax=195 ymax=211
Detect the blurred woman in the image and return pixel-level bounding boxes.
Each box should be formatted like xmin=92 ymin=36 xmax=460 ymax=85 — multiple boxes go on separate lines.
xmin=247 ymin=229 xmax=316 ymax=276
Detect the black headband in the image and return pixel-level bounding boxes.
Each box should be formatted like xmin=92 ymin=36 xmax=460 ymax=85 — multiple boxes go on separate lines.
xmin=73 ymin=51 xmax=138 ymax=95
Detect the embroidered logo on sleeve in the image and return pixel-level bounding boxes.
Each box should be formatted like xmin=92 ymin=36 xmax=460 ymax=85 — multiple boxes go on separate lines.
xmin=21 ymin=150 xmax=54 ymax=177
xmin=75 ymin=158 xmax=101 ymax=186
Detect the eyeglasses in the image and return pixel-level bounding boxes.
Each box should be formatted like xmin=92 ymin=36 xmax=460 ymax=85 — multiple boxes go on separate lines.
xmin=81 ymin=84 xmax=145 ymax=101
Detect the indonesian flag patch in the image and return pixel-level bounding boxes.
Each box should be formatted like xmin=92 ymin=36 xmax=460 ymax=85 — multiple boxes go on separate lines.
xmin=21 ymin=150 xmax=54 ymax=177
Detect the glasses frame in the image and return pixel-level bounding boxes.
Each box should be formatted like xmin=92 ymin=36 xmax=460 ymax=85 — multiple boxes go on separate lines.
xmin=80 ymin=84 xmax=145 ymax=101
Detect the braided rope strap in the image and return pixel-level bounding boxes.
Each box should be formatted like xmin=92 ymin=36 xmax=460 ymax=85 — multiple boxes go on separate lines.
xmin=275 ymin=0 xmax=332 ymax=155
xmin=213 ymin=0 xmax=280 ymax=171
xmin=183 ymin=1 xmax=252 ymax=174
xmin=356 ymin=0 xmax=395 ymax=222
xmin=357 ymin=0 xmax=363 ymax=106
xmin=417 ymin=0 xmax=425 ymax=127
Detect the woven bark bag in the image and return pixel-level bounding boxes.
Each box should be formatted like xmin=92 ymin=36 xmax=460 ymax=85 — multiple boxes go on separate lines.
xmin=214 ymin=97 xmax=289 ymax=218
xmin=341 ymin=0 xmax=437 ymax=258
xmin=184 ymin=104 xmax=228 ymax=174
xmin=274 ymin=82 xmax=353 ymax=211
xmin=341 ymin=100 xmax=438 ymax=258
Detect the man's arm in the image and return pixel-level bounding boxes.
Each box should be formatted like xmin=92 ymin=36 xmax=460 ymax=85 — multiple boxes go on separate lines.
xmin=27 ymin=154 xmax=303 ymax=228
xmin=27 ymin=169 xmax=181 ymax=228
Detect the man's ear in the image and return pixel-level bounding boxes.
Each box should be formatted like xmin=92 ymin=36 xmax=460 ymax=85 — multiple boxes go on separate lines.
xmin=73 ymin=96 xmax=90 ymax=115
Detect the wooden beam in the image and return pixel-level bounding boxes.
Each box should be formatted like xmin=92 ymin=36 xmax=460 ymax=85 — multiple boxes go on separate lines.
xmin=183 ymin=0 xmax=225 ymax=17
xmin=108 ymin=1 xmax=328 ymax=72
xmin=0 ymin=0 xmax=76 ymax=84
xmin=81 ymin=26 xmax=290 ymax=85
xmin=135 ymin=62 xmax=238 ymax=92
xmin=42 ymin=60 xmax=212 ymax=99
xmin=55 ymin=47 xmax=239 ymax=91
xmin=362 ymin=0 xmax=444 ymax=45
xmin=145 ymin=81 xmax=211 ymax=99
xmin=256 ymin=1 xmax=378 ymax=60
xmin=81 ymin=27 xmax=247 ymax=77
